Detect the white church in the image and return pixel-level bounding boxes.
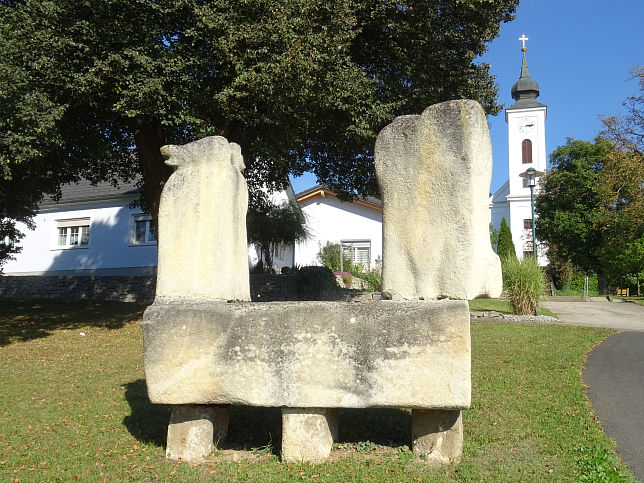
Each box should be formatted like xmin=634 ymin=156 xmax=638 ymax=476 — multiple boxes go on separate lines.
xmin=489 ymin=37 xmax=548 ymax=265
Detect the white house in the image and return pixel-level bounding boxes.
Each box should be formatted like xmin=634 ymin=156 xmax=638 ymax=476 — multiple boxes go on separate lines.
xmin=295 ymin=186 xmax=382 ymax=270
xmin=2 ymin=180 xmax=383 ymax=277
xmin=2 ymin=180 xmax=158 ymax=276
xmin=488 ymin=39 xmax=548 ymax=265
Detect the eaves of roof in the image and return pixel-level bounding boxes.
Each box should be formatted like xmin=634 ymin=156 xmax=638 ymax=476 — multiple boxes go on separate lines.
xmin=295 ymin=185 xmax=382 ymax=211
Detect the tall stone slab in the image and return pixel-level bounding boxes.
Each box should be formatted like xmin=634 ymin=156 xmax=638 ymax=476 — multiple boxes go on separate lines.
xmin=156 ymin=136 xmax=250 ymax=302
xmin=374 ymin=99 xmax=502 ymax=300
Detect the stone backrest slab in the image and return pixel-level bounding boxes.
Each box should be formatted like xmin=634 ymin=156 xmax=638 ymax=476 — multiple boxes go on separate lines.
xmin=374 ymin=99 xmax=502 ymax=300
xmin=156 ymin=136 xmax=250 ymax=302
xmin=142 ymin=300 xmax=470 ymax=409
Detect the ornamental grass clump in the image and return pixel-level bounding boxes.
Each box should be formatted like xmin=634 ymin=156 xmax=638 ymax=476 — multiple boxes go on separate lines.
xmin=502 ymin=255 xmax=547 ymax=315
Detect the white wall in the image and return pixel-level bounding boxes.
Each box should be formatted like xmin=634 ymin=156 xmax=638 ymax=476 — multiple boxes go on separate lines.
xmin=4 ymin=199 xmax=158 ymax=275
xmin=295 ymin=196 xmax=382 ymax=269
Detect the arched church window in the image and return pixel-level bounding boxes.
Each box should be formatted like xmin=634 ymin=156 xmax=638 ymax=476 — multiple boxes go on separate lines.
xmin=522 ymin=139 xmax=533 ymax=164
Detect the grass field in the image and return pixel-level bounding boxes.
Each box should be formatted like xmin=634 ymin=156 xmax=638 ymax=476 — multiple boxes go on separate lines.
xmin=0 ymin=299 xmax=634 ymax=481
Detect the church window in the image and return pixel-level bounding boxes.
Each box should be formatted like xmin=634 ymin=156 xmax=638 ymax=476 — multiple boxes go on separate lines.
xmin=521 ymin=139 xmax=533 ymax=164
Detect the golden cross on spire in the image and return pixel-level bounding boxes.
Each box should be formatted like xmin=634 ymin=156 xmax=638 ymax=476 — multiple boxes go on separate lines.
xmin=519 ymin=34 xmax=529 ymax=52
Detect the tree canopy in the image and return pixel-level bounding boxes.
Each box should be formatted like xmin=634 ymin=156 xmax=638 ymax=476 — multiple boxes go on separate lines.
xmin=0 ymin=0 xmax=518 ymax=266
xmin=536 ymin=67 xmax=643 ymax=292
xmin=247 ymin=199 xmax=308 ymax=270
xmin=536 ymin=135 xmax=643 ymax=291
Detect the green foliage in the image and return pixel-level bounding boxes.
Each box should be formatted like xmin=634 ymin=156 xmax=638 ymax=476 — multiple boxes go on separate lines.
xmin=247 ymin=200 xmax=308 ymax=269
xmin=0 ymin=0 xmax=519 ymax=265
xmin=575 ymin=445 xmax=629 ymax=482
xmin=317 ymin=241 xmax=352 ymax=272
xmin=341 ymin=273 xmax=353 ymax=288
xmin=501 ymin=255 xmax=547 ymax=315
xmin=557 ymin=273 xmax=600 ymax=297
xmin=293 ymin=266 xmax=338 ymax=300
xmin=496 ymin=217 xmax=516 ymax=259
xmin=355 ymin=269 xmax=382 ymax=292
xmin=489 ymin=223 xmax=500 ymax=252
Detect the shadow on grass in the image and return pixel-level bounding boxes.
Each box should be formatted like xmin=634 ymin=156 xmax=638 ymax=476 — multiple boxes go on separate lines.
xmin=0 ymin=298 xmax=148 ymax=346
xmin=122 ymin=379 xmax=411 ymax=454
xmin=123 ymin=379 xmax=171 ymax=447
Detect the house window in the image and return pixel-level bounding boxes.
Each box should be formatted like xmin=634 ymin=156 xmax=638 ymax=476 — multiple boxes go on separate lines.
xmin=523 ymin=218 xmax=533 ymax=230
xmin=56 ymin=218 xmax=90 ymax=248
xmin=133 ymin=216 xmax=156 ymax=245
xmin=522 ymin=178 xmax=529 ymax=188
xmin=342 ymin=240 xmax=371 ymax=270
xmin=522 ymin=139 xmax=533 ymax=164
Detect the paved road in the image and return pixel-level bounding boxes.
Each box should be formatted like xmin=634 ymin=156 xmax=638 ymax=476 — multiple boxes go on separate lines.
xmin=583 ymin=331 xmax=644 ymax=481
xmin=541 ymin=299 xmax=644 ymax=331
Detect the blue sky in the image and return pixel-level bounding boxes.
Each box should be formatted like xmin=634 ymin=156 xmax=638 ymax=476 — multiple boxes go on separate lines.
xmin=290 ymin=1 xmax=644 ymax=195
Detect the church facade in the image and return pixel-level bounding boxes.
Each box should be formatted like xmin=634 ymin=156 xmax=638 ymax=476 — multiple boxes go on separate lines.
xmin=489 ymin=37 xmax=548 ymax=265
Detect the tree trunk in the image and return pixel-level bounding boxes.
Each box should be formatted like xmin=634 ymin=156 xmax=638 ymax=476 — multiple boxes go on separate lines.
xmin=597 ymin=270 xmax=609 ymax=295
xmin=262 ymin=244 xmax=273 ymax=273
xmin=131 ymin=116 xmax=172 ymax=230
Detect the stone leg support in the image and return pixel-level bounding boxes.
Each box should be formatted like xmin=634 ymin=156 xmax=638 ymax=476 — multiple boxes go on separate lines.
xmin=166 ymin=404 xmax=230 ymax=462
xmin=281 ymin=408 xmax=339 ymax=464
xmin=412 ymin=409 xmax=463 ymax=465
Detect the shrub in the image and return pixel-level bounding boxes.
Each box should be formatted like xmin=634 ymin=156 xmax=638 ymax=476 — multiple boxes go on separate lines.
xmin=502 ymin=255 xmax=547 ymax=315
xmin=356 ymin=269 xmax=382 ymax=292
xmin=342 ymin=273 xmax=353 ymax=288
xmin=250 ymin=259 xmax=264 ymax=274
xmin=317 ymin=241 xmax=352 ymax=272
xmin=294 ymin=266 xmax=338 ymax=300
xmin=280 ymin=266 xmax=291 ymax=274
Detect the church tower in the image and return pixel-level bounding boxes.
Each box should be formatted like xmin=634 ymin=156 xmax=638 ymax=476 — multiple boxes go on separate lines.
xmin=502 ymin=35 xmax=547 ymax=262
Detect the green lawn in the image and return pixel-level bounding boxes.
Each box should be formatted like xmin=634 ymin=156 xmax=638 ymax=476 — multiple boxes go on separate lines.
xmin=0 ymin=299 xmax=634 ymax=481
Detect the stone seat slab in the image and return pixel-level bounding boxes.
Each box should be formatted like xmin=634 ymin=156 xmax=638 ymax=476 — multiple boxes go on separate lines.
xmin=142 ymin=300 xmax=470 ymax=409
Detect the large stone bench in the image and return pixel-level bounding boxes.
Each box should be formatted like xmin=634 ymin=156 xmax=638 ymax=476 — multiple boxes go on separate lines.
xmin=142 ymin=299 xmax=470 ymax=463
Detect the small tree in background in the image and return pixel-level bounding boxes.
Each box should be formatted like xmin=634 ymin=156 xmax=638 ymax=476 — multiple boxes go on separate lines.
xmin=497 ymin=217 xmax=517 ymax=260
xmin=317 ymin=241 xmax=352 ymax=272
xmin=247 ymin=200 xmax=308 ymax=271
xmin=502 ymin=255 xmax=547 ymax=315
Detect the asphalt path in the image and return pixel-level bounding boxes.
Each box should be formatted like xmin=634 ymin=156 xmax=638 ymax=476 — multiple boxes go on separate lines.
xmin=540 ymin=300 xmax=644 ymax=480
xmin=583 ymin=331 xmax=644 ymax=481
xmin=541 ymin=299 xmax=644 ymax=331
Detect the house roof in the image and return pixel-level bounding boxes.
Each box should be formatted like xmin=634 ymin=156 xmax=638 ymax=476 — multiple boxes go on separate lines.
xmin=295 ymin=185 xmax=382 ymax=211
xmin=39 ymin=179 xmax=140 ymax=208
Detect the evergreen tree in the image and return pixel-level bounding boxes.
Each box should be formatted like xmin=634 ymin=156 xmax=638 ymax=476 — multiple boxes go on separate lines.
xmin=497 ymin=217 xmax=517 ymax=260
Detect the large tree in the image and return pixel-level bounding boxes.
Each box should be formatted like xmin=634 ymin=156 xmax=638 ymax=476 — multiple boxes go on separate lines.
xmin=535 ymin=139 xmax=613 ymax=291
xmin=0 ymin=0 xmax=518 ymax=262
xmin=535 ymin=135 xmax=643 ymax=292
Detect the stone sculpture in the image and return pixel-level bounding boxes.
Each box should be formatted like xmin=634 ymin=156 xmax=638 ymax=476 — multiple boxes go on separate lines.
xmin=375 ymin=99 xmax=502 ymax=300
xmin=156 ymin=136 xmax=250 ymax=302
xmin=142 ymin=100 xmax=502 ymax=466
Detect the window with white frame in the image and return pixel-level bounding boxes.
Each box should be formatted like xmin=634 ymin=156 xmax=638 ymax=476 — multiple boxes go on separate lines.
xmin=56 ymin=218 xmax=90 ymax=248
xmin=132 ymin=215 xmax=156 ymax=245
xmin=341 ymin=240 xmax=371 ymax=270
